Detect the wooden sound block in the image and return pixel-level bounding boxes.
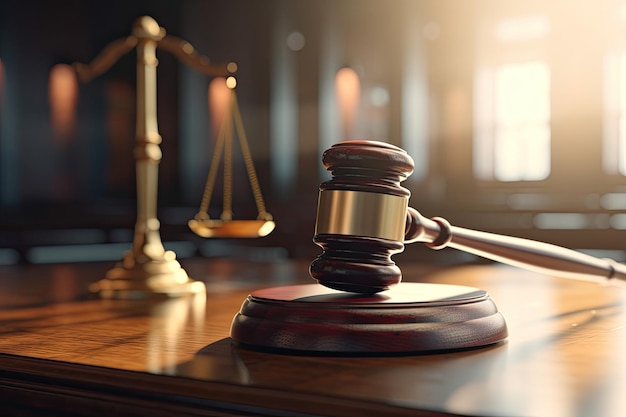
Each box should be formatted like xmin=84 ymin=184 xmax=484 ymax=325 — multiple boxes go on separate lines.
xmin=230 ymin=283 xmax=508 ymax=354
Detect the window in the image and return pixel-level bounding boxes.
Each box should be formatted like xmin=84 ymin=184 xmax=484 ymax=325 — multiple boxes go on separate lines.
xmin=604 ymin=51 xmax=626 ymax=175
xmin=474 ymin=61 xmax=551 ymax=181
xmin=473 ymin=14 xmax=551 ymax=182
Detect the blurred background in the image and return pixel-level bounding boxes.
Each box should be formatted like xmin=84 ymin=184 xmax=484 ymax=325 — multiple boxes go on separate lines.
xmin=1 ymin=0 xmax=626 ymax=267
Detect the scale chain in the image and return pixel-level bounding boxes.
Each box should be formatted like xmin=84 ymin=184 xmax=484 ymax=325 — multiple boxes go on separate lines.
xmin=231 ymin=92 xmax=271 ymax=220
xmin=196 ymin=89 xmax=271 ymax=222
xmin=223 ymin=104 xmax=233 ymax=221
xmin=197 ymin=103 xmax=228 ymax=219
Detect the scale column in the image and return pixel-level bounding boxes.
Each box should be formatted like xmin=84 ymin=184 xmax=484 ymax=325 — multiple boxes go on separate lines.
xmin=132 ymin=18 xmax=165 ymax=262
xmin=90 ymin=17 xmax=205 ymax=299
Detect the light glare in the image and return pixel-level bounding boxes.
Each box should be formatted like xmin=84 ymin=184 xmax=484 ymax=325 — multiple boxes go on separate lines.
xmin=208 ymin=77 xmax=231 ymax=137
xmin=335 ymin=67 xmax=361 ymax=138
xmin=49 ymin=64 xmax=78 ymax=142
xmin=493 ymin=61 xmax=551 ymax=181
xmin=286 ymin=31 xmax=306 ymax=51
xmin=422 ymin=22 xmax=441 ymax=41
xmin=495 ymin=15 xmax=550 ymax=43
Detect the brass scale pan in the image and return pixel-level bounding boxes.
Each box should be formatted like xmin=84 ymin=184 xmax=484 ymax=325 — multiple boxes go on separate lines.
xmin=189 ymin=218 xmax=275 ymax=238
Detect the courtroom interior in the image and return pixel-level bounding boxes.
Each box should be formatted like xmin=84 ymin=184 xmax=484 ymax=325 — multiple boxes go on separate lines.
xmin=1 ymin=1 xmax=626 ymax=416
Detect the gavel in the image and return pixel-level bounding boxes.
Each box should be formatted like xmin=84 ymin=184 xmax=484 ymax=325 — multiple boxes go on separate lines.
xmin=310 ymin=140 xmax=626 ymax=294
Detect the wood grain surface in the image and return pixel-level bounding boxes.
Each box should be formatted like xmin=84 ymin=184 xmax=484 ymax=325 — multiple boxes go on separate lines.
xmin=1 ymin=257 xmax=625 ymax=416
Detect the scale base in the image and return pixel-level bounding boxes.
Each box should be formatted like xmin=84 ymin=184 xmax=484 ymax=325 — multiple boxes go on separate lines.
xmin=90 ymin=250 xmax=205 ymax=299
xmin=230 ymin=283 xmax=508 ymax=354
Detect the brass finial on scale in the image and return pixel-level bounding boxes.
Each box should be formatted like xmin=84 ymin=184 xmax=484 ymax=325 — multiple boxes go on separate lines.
xmin=75 ymin=16 xmax=235 ymax=299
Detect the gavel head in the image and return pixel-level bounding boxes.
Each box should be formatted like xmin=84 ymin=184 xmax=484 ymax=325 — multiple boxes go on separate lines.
xmin=309 ymin=140 xmax=414 ymax=294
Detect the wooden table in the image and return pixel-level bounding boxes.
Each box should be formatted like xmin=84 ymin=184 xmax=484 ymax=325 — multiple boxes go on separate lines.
xmin=1 ymin=257 xmax=625 ymax=416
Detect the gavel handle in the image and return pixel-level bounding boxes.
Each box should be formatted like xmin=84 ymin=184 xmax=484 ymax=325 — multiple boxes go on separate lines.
xmin=405 ymin=207 xmax=626 ymax=283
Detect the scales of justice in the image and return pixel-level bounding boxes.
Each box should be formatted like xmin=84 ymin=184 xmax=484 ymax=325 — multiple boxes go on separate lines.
xmin=75 ymin=16 xmax=274 ymax=299
xmin=77 ymin=17 xmax=626 ymax=355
